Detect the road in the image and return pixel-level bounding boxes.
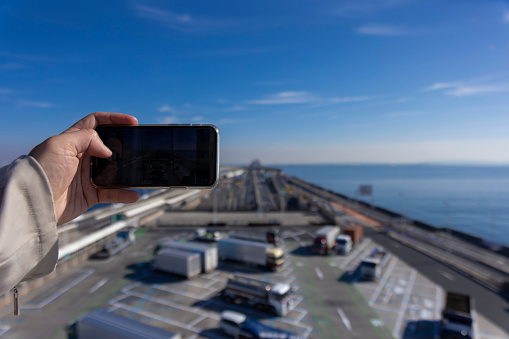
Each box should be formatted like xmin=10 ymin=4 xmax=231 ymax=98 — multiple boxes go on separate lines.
xmin=367 ymin=228 xmax=509 ymax=333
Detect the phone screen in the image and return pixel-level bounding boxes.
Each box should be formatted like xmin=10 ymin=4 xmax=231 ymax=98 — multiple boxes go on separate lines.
xmin=91 ymin=125 xmax=219 ymax=188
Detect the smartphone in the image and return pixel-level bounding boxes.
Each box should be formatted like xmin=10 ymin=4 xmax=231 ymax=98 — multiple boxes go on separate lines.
xmin=90 ymin=124 xmax=219 ymax=189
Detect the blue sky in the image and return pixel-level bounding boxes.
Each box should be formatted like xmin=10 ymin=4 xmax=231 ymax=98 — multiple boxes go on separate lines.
xmin=1 ymin=0 xmax=509 ymax=166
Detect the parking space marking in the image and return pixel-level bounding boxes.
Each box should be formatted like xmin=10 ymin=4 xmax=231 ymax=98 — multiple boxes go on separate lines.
xmin=24 ymin=269 xmax=94 ymax=309
xmin=369 ymin=256 xmax=398 ymax=306
xmin=337 ymin=308 xmax=352 ymax=332
xmin=314 ymin=267 xmax=324 ymax=280
xmin=89 ymin=278 xmax=108 ymax=294
xmin=438 ymin=270 xmax=455 ymax=281
xmin=0 ymin=325 xmax=10 ymax=336
xmin=340 ymin=238 xmax=372 ymax=270
xmin=392 ymin=269 xmax=417 ymax=337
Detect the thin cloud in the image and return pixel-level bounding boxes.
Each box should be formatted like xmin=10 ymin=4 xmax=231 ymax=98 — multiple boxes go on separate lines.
xmin=422 ymin=79 xmax=506 ymax=97
xmin=247 ymin=91 xmax=318 ymax=105
xmin=158 ymin=116 xmax=179 ymax=124
xmin=247 ymin=91 xmax=376 ymax=105
xmin=356 ymin=24 xmax=410 ymax=36
xmin=0 ymin=63 xmax=24 ymax=70
xmin=132 ymin=4 xmax=231 ymax=32
xmin=18 ymin=100 xmax=53 ymax=108
xmin=333 ymin=0 xmax=408 ymax=17
xmin=504 ymin=11 xmax=509 ymax=23
xmin=0 ymin=51 xmax=63 ymax=62
xmin=445 ymin=86 xmax=503 ymax=97
xmin=0 ymin=88 xmax=16 ymax=94
xmin=329 ymin=96 xmax=374 ymax=103
xmin=158 ymin=105 xmax=173 ymax=113
xmin=192 ymin=116 xmax=203 ymax=122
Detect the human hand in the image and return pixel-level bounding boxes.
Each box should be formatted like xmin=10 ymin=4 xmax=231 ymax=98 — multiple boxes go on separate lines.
xmin=29 ymin=112 xmax=140 ymax=225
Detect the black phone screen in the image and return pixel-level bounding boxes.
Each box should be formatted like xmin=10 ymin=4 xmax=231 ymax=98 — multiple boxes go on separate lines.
xmin=91 ymin=125 xmax=219 ymax=188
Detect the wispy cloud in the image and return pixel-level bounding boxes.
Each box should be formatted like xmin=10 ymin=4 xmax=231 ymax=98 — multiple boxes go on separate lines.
xmin=18 ymin=100 xmax=53 ymax=108
xmin=385 ymin=111 xmax=424 ymax=118
xmin=356 ymin=24 xmax=411 ymax=36
xmin=422 ymin=79 xmax=506 ymax=97
xmin=504 ymin=11 xmax=509 ymax=23
xmin=247 ymin=91 xmax=318 ymax=105
xmin=330 ymin=96 xmax=375 ymax=103
xmin=0 ymin=63 xmax=24 ymax=70
xmin=158 ymin=116 xmax=179 ymax=124
xmin=247 ymin=91 xmax=375 ymax=105
xmin=158 ymin=105 xmax=173 ymax=113
xmin=0 ymin=51 xmax=63 ymax=62
xmin=132 ymin=4 xmax=231 ymax=32
xmin=0 ymin=88 xmax=16 ymax=94
xmin=332 ymin=0 xmax=408 ymax=17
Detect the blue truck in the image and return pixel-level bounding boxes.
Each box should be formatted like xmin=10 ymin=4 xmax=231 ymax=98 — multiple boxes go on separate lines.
xmin=237 ymin=319 xmax=304 ymax=339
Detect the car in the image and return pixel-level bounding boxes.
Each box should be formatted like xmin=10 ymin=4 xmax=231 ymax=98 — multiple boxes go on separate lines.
xmin=219 ymin=310 xmax=247 ymax=337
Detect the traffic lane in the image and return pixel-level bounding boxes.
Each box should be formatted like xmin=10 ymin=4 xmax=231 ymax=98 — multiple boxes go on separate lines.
xmin=366 ymin=229 xmax=509 ymax=333
xmin=292 ymin=246 xmax=393 ymax=339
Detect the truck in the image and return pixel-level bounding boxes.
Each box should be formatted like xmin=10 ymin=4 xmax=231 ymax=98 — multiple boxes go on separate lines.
xmin=152 ymin=249 xmax=201 ymax=279
xmin=94 ymin=229 xmax=135 ymax=259
xmin=221 ymin=275 xmax=294 ymax=317
xmin=238 ymin=319 xmax=305 ymax=339
xmin=359 ymin=247 xmax=389 ymax=281
xmin=344 ymin=225 xmax=363 ymax=245
xmin=312 ymin=226 xmax=340 ymax=255
xmin=336 ymin=225 xmax=364 ymax=255
xmin=230 ymin=228 xmax=282 ymax=245
xmin=71 ymin=309 xmax=181 ymax=339
xmin=217 ymin=238 xmax=285 ymax=271
xmin=156 ymin=241 xmax=218 ymax=273
xmin=440 ymin=292 xmax=474 ymax=339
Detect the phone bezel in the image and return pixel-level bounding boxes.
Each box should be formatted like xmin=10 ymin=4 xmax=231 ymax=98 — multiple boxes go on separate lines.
xmin=90 ymin=124 xmax=220 ymax=190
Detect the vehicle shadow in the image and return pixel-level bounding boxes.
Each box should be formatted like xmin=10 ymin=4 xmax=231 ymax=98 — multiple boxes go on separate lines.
xmin=401 ymin=320 xmax=440 ymax=339
xmin=289 ymin=245 xmax=315 ymax=257
xmin=124 ymin=262 xmax=187 ymax=285
xmin=338 ymin=266 xmax=361 ymax=283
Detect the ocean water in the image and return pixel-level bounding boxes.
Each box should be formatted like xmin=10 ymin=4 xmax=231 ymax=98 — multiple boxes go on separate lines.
xmin=277 ymin=164 xmax=509 ymax=246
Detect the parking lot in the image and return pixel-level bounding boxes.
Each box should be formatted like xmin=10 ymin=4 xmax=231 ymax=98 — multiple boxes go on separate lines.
xmin=0 ymin=227 xmax=508 ymax=339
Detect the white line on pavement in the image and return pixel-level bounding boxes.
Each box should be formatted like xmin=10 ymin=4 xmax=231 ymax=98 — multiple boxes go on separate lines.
xmin=337 ymin=308 xmax=352 ymax=332
xmin=314 ymin=267 xmax=324 ymax=280
xmin=369 ymin=256 xmax=398 ymax=306
xmin=340 ymin=238 xmax=372 ymax=270
xmin=393 ymin=269 xmax=417 ymax=338
xmin=438 ymin=270 xmax=455 ymax=281
xmin=89 ymin=278 xmax=108 ymax=294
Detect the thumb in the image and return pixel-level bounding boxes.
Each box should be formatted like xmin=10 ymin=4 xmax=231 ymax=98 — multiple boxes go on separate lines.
xmin=65 ymin=129 xmax=112 ymax=158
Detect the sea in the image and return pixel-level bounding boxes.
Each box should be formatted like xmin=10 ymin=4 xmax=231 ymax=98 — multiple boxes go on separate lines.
xmin=276 ymin=164 xmax=509 ymax=247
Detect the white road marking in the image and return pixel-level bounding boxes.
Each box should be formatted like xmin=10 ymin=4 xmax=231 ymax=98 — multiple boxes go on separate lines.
xmin=89 ymin=278 xmax=108 ymax=294
xmin=393 ymin=269 xmax=417 ymax=337
xmin=0 ymin=325 xmax=11 ymax=336
xmin=369 ymin=256 xmax=398 ymax=306
xmin=314 ymin=267 xmax=324 ymax=280
xmin=340 ymin=238 xmax=372 ymax=270
xmin=337 ymin=308 xmax=352 ymax=332
xmin=438 ymin=270 xmax=455 ymax=281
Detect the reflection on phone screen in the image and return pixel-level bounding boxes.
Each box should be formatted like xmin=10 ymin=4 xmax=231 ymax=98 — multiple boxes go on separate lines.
xmin=92 ymin=126 xmax=217 ymax=187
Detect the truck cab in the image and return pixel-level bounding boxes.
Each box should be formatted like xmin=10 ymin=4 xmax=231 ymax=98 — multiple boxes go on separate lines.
xmin=266 ymin=247 xmax=285 ymax=271
xmin=335 ymin=235 xmax=352 ymax=255
xmin=269 ymin=283 xmax=294 ymax=316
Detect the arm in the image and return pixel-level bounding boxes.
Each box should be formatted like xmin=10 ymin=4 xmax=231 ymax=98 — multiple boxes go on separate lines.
xmin=0 ymin=112 xmax=140 ymax=297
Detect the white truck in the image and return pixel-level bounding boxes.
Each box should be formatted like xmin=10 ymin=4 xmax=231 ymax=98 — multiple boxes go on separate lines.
xmin=221 ymin=275 xmax=294 ymax=317
xmin=217 ymin=238 xmax=285 ymax=271
xmin=152 ymin=249 xmax=201 ymax=279
xmin=312 ymin=226 xmax=340 ymax=255
xmin=359 ymin=247 xmax=389 ymax=281
xmin=156 ymin=241 xmax=218 ymax=273
xmin=230 ymin=228 xmax=282 ymax=245
xmin=335 ymin=234 xmax=353 ymax=255
xmin=73 ymin=309 xmax=181 ymax=339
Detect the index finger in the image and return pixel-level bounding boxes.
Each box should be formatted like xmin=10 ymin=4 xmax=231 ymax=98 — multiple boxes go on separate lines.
xmin=63 ymin=112 xmax=138 ymax=133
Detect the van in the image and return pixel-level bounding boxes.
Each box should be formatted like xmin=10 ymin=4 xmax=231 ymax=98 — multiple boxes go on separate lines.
xmin=219 ymin=310 xmax=247 ymax=337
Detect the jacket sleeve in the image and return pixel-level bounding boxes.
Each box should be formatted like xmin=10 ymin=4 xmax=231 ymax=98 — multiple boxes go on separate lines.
xmin=0 ymin=156 xmax=58 ymax=297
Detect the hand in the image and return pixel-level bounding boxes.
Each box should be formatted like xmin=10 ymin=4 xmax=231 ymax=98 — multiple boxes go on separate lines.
xmin=29 ymin=112 xmax=140 ymax=225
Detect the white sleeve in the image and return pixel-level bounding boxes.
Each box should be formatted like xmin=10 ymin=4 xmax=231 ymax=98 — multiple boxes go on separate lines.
xmin=0 ymin=156 xmax=58 ymax=297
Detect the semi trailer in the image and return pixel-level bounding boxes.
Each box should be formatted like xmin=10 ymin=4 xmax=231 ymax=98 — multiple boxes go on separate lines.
xmin=152 ymin=249 xmax=201 ymax=279
xmin=312 ymin=226 xmax=340 ymax=255
xmin=217 ymin=238 xmax=285 ymax=271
